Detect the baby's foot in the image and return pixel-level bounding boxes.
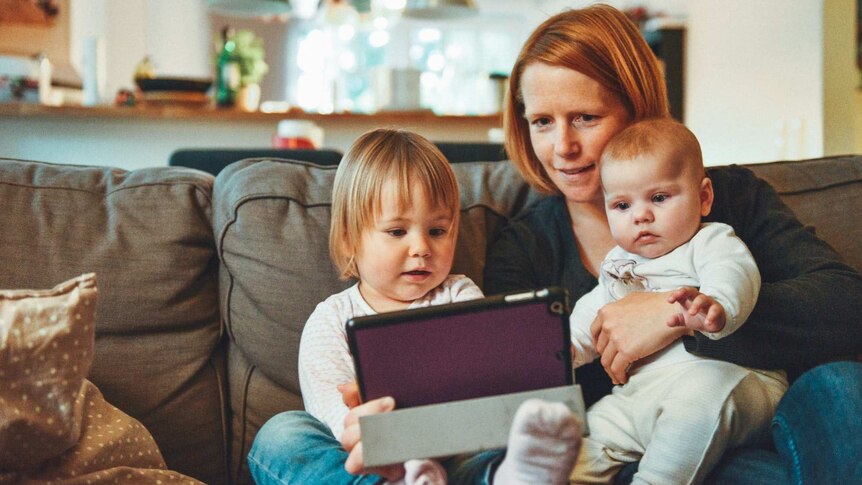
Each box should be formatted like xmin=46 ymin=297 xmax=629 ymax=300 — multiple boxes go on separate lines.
xmin=494 ymin=399 xmax=581 ymax=485
xmin=403 ymin=458 xmax=447 ymax=485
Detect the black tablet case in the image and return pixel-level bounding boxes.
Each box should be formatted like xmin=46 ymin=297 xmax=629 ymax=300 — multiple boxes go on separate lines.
xmin=347 ymin=287 xmax=572 ymax=409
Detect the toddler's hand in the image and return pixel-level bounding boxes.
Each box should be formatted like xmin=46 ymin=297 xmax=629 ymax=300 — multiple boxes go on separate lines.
xmin=341 ymin=396 xmax=403 ymax=480
xmin=667 ymin=287 xmax=726 ymax=333
xmin=338 ymin=381 xmax=361 ymax=408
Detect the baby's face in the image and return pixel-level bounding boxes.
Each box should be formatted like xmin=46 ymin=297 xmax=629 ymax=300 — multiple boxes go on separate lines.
xmin=602 ymin=153 xmax=712 ymax=259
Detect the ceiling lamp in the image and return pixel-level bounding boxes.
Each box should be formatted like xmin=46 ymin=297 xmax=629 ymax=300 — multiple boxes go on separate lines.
xmin=207 ymin=0 xmax=292 ymax=18
xmin=402 ymin=0 xmax=477 ymax=19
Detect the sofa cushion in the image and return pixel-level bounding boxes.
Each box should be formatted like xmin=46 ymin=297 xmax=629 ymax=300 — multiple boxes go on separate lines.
xmin=0 ymin=274 xmax=98 ymax=470
xmin=0 ymin=273 xmax=204 ymax=484
xmin=745 ymin=155 xmax=862 ymax=272
xmin=213 ymin=158 xmax=539 ymax=484
xmin=0 ymin=159 xmax=226 ymax=484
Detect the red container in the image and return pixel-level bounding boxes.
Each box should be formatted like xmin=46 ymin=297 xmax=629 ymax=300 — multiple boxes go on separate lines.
xmin=272 ymin=120 xmax=322 ymax=149
xmin=272 ymin=134 xmax=316 ymax=149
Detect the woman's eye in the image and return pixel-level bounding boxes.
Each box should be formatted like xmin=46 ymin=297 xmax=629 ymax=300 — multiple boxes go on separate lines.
xmin=387 ymin=229 xmax=406 ymax=237
xmin=652 ymin=194 xmax=668 ymax=203
xmin=575 ymin=114 xmax=598 ymax=124
xmin=530 ymin=117 xmax=551 ymax=128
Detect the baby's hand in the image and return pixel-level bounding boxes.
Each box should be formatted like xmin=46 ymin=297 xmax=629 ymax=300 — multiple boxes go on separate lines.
xmin=666 ymin=287 xmax=726 ymax=333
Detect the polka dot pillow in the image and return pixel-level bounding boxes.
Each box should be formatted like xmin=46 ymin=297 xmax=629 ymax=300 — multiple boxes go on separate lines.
xmin=0 ymin=273 xmax=98 ymax=470
xmin=0 ymin=274 xmax=204 ymax=483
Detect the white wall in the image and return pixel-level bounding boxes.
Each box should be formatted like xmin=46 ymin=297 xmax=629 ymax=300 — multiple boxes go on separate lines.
xmin=9 ymin=0 xmax=858 ymax=167
xmin=69 ymin=0 xmax=210 ymax=102
xmin=685 ymin=0 xmax=824 ymax=164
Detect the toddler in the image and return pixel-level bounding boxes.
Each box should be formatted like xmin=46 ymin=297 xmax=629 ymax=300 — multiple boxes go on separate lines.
xmin=568 ymin=119 xmax=789 ymax=484
xmin=294 ymin=128 xmax=580 ymax=485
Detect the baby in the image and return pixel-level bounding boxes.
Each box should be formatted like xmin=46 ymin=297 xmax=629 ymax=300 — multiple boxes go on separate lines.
xmin=568 ymin=119 xmax=788 ymax=484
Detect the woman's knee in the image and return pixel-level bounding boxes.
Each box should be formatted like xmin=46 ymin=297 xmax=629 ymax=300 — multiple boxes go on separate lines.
xmin=773 ymin=360 xmax=862 ymax=431
xmin=771 ymin=361 xmax=862 ymax=484
xmin=781 ymin=360 xmax=862 ymax=406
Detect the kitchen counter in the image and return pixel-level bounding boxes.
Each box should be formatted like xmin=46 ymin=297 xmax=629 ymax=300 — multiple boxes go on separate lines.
xmin=0 ymin=103 xmax=502 ymax=169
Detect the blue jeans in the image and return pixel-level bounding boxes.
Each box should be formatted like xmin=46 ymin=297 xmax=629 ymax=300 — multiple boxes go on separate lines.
xmin=247 ymin=410 xmax=503 ymax=485
xmin=247 ymin=411 xmax=384 ymax=484
xmin=770 ymin=360 xmax=862 ymax=484
xmin=248 ymin=362 xmax=862 ymax=484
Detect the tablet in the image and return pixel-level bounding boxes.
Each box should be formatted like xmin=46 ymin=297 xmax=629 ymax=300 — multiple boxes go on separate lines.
xmin=346 ymin=287 xmax=573 ymax=409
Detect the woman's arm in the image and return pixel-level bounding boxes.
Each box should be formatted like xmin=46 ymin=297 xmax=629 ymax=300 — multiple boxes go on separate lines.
xmin=590 ymin=291 xmax=691 ymax=383
xmin=692 ymin=167 xmax=862 ymax=374
xmin=483 ymin=218 xmax=547 ymax=296
xmin=485 ymin=198 xmax=691 ymax=385
xmin=483 ymin=197 xmax=590 ymax=297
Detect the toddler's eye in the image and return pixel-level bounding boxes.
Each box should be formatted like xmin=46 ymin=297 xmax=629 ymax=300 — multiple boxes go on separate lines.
xmin=652 ymin=194 xmax=668 ymax=203
xmin=387 ymin=229 xmax=406 ymax=237
xmin=430 ymin=228 xmax=447 ymax=237
xmin=614 ymin=202 xmax=630 ymax=211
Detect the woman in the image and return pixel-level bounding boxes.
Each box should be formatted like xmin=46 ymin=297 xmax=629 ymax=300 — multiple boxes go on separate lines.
xmin=254 ymin=5 xmax=862 ymax=484
xmin=483 ymin=4 xmax=862 ymax=483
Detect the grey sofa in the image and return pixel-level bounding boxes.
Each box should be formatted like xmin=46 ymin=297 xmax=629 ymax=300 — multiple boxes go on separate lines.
xmin=1 ymin=154 xmax=860 ymax=485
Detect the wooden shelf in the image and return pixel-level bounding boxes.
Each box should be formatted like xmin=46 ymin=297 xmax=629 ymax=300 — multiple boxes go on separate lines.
xmin=0 ymin=102 xmax=501 ymax=125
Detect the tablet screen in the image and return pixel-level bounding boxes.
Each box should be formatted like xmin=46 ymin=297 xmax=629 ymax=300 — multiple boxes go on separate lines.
xmin=347 ymin=287 xmax=572 ymax=408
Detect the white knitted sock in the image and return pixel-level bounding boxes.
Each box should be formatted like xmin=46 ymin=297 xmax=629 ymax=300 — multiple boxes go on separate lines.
xmin=402 ymin=458 xmax=447 ymax=485
xmin=494 ymin=399 xmax=581 ymax=485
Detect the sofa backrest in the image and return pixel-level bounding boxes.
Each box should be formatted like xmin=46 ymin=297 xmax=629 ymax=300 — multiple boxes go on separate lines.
xmin=745 ymin=155 xmax=862 ymax=272
xmin=0 ymin=159 xmax=228 ymax=485
xmin=2 ymin=153 xmax=859 ymax=485
xmin=212 ymin=158 xmax=541 ymax=484
xmin=214 ymin=154 xmax=862 ymax=484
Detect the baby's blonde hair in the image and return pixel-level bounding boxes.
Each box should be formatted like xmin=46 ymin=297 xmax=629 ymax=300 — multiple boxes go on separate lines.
xmin=601 ymin=118 xmax=704 ymax=181
xmin=329 ymin=128 xmax=460 ymax=280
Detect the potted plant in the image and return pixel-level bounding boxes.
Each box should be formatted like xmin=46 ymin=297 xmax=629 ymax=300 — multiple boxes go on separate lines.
xmin=215 ymin=28 xmax=268 ymax=111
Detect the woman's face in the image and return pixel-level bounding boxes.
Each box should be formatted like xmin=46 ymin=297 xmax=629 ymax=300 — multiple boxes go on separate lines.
xmin=520 ymin=63 xmax=631 ymax=204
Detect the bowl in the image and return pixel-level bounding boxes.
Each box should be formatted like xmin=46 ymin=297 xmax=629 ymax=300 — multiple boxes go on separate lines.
xmin=135 ymin=77 xmax=212 ymax=93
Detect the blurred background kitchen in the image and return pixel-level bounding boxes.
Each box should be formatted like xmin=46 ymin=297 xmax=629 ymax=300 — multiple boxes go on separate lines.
xmin=1 ymin=0 xmax=860 ymax=169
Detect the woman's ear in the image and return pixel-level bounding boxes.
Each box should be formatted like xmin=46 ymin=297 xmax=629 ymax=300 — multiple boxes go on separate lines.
xmin=700 ymin=177 xmax=714 ymax=216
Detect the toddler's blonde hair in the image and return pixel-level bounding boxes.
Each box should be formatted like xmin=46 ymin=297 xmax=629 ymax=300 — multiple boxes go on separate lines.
xmin=329 ymin=128 xmax=460 ymax=280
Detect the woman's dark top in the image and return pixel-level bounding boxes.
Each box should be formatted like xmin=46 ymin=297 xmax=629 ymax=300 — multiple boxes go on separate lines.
xmin=484 ymin=165 xmax=862 ymax=407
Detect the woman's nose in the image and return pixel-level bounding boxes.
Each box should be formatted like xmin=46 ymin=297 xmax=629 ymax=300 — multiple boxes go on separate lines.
xmin=554 ymin=125 xmax=580 ymax=158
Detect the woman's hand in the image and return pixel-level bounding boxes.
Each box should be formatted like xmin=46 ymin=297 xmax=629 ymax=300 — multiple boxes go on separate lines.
xmin=590 ymin=291 xmax=690 ymax=384
xmin=337 ymin=382 xmax=403 ymax=481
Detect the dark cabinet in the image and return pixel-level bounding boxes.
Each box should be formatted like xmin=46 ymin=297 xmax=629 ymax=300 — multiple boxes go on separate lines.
xmin=644 ymin=26 xmax=685 ymax=122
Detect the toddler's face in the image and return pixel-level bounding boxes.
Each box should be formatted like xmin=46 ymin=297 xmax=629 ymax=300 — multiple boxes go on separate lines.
xmin=354 ymin=180 xmax=456 ymax=313
xmin=602 ymin=153 xmax=712 ymax=259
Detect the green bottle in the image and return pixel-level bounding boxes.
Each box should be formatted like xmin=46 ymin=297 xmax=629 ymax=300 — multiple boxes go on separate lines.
xmin=215 ymin=27 xmax=240 ymax=107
